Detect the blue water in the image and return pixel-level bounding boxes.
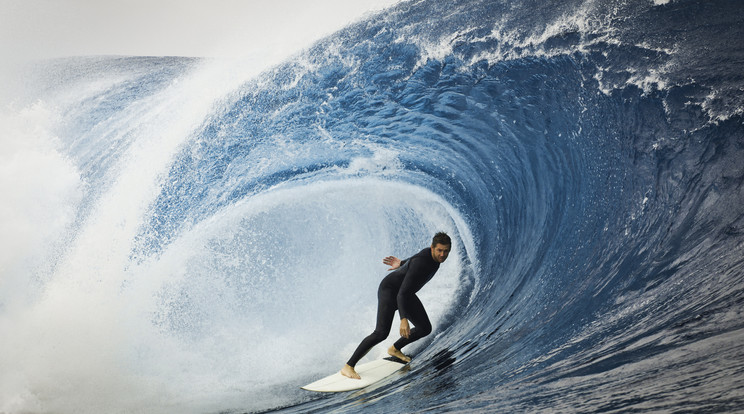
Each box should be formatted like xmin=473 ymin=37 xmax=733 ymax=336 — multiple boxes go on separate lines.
xmin=2 ymin=0 xmax=743 ymax=413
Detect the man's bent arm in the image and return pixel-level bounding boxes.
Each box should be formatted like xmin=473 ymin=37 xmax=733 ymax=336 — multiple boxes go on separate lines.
xmin=396 ymin=258 xmax=428 ymax=319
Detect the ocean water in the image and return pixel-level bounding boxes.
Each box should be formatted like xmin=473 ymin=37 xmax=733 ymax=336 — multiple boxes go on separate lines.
xmin=1 ymin=0 xmax=743 ymax=413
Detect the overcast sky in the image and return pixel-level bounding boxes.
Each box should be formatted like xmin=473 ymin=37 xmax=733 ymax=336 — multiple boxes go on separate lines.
xmin=1 ymin=0 xmax=400 ymax=63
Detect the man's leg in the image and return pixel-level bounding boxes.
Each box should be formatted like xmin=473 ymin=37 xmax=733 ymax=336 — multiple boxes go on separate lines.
xmin=342 ymin=288 xmax=397 ymax=378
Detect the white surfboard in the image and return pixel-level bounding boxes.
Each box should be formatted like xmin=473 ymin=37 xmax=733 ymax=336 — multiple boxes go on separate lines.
xmin=301 ymin=357 xmax=408 ymax=392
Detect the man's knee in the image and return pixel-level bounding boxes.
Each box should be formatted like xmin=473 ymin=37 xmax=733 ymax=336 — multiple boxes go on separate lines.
xmin=371 ymin=329 xmax=389 ymax=342
xmin=413 ymin=322 xmax=432 ymax=338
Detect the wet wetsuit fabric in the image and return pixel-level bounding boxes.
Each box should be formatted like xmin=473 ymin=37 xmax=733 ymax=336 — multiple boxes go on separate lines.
xmin=346 ymin=247 xmax=440 ymax=367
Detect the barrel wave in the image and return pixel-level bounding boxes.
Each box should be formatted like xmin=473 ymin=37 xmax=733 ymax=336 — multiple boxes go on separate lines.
xmin=2 ymin=0 xmax=743 ymax=413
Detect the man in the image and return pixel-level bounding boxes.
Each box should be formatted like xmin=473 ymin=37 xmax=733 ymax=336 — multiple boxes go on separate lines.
xmin=340 ymin=232 xmax=452 ymax=380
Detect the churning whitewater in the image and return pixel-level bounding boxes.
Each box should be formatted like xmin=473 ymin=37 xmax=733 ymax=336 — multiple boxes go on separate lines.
xmin=1 ymin=0 xmax=743 ymax=413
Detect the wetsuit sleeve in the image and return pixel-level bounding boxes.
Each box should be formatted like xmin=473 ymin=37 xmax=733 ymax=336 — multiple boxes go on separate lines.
xmin=396 ymin=257 xmax=429 ymax=320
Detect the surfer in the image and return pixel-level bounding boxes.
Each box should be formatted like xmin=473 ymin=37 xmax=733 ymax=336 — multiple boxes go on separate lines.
xmin=340 ymin=232 xmax=452 ymax=380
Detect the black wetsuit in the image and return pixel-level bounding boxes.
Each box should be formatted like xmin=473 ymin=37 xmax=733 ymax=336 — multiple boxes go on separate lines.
xmin=346 ymin=247 xmax=440 ymax=367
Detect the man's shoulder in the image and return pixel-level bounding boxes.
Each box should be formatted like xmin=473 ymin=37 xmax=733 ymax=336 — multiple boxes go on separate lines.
xmin=410 ymin=247 xmax=435 ymax=264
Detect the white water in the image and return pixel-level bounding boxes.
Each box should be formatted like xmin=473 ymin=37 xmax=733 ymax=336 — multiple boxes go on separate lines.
xmin=0 ymin=60 xmax=252 ymax=413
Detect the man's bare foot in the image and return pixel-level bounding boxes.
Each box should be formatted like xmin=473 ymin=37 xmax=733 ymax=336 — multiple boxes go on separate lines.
xmin=340 ymin=364 xmax=361 ymax=380
xmin=388 ymin=345 xmax=411 ymax=363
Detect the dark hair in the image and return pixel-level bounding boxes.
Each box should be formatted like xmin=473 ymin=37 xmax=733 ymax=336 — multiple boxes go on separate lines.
xmin=432 ymin=232 xmax=452 ymax=247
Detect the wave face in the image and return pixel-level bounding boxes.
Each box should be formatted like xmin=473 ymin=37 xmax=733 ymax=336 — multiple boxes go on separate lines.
xmin=2 ymin=0 xmax=744 ymax=413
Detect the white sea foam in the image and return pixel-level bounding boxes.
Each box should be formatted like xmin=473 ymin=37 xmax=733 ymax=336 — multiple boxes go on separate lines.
xmin=0 ymin=59 xmax=270 ymax=414
xmin=0 ymin=102 xmax=82 ymax=302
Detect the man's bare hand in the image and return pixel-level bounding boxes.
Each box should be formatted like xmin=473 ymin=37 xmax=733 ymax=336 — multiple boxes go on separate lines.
xmin=399 ymin=318 xmax=411 ymax=339
xmin=383 ymin=256 xmax=402 ymax=270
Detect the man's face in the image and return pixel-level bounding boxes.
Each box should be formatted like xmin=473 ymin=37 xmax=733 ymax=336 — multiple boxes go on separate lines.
xmin=431 ymin=243 xmax=451 ymax=263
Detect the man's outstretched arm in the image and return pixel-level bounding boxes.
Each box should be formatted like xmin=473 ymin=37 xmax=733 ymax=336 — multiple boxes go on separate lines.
xmin=383 ymin=255 xmax=401 ymax=270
